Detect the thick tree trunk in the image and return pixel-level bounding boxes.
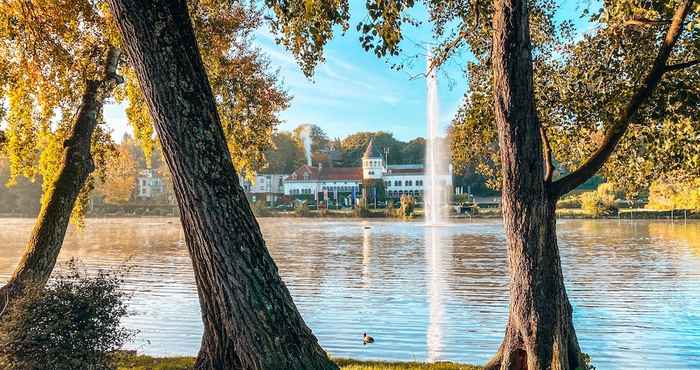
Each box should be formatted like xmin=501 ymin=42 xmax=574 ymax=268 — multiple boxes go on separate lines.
xmin=0 ymin=48 xmax=122 ymax=316
xmin=106 ymin=1 xmax=336 ymax=369
xmin=485 ymin=0 xmax=582 ymax=368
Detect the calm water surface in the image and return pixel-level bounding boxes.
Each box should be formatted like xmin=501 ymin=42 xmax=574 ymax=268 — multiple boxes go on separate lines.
xmin=1 ymin=217 xmax=699 ymax=369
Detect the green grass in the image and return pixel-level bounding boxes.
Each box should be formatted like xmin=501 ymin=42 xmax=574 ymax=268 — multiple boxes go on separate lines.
xmin=335 ymin=358 xmax=481 ymax=370
xmin=115 ymin=355 xmax=482 ymax=370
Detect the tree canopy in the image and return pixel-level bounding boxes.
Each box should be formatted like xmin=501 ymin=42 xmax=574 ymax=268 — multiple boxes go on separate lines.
xmin=0 ymin=0 xmax=289 ymax=220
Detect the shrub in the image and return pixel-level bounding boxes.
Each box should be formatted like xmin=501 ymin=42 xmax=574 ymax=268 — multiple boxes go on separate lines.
xmin=385 ymin=200 xmax=396 ymax=217
xmin=294 ymin=201 xmax=311 ymax=217
xmin=0 ymin=260 xmax=134 ymax=370
xmin=399 ymin=195 xmax=415 ymax=219
xmin=579 ymin=183 xmax=618 ymax=217
xmin=452 ymin=193 xmax=472 ymax=204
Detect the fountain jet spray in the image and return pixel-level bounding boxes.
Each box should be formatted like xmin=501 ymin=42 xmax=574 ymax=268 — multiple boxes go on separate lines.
xmin=425 ymin=51 xmax=446 ymax=225
xmin=300 ymin=125 xmax=313 ymax=166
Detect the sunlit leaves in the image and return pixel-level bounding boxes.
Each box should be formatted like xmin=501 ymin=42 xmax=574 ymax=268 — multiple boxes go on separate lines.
xmin=647 ymin=177 xmax=700 ymax=210
xmin=1 ymin=0 xmax=289 ymax=215
xmin=451 ymin=0 xmax=698 ymax=193
xmin=265 ymin=0 xmax=350 ymax=76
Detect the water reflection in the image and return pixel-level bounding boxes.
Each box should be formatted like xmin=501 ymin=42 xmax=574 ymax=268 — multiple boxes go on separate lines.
xmin=426 ymin=226 xmax=450 ymax=361
xmin=362 ymin=224 xmax=372 ymax=289
xmin=0 ymin=218 xmax=699 ymax=369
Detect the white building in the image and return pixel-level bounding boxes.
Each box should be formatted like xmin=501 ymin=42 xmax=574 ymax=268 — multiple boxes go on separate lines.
xmin=240 ymin=173 xmax=288 ymax=204
xmin=136 ymin=169 xmax=165 ymax=199
xmin=284 ymin=138 xmax=452 ymax=201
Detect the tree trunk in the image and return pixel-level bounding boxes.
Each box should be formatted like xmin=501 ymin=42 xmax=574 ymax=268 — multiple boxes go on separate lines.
xmin=0 ymin=48 xmax=122 ymax=316
xmin=106 ymin=1 xmax=336 ymax=369
xmin=485 ymin=0 xmax=582 ymax=368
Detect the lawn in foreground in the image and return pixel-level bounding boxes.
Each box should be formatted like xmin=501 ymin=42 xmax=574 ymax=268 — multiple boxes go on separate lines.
xmin=115 ymin=355 xmax=482 ymax=370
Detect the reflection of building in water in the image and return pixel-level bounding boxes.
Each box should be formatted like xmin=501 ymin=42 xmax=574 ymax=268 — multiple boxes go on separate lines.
xmin=426 ymin=226 xmax=451 ymax=362
xmin=362 ymin=224 xmax=372 ymax=288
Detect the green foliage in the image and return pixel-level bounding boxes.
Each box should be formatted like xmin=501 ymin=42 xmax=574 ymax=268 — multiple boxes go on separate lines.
xmin=453 ymin=193 xmax=472 ymax=204
xmin=292 ymin=124 xmax=331 ymax=165
xmin=399 ymin=194 xmax=415 ymax=218
xmin=447 ymin=0 xmax=700 ymax=194
xmin=264 ymin=0 xmax=350 ymax=77
xmin=579 ymin=183 xmax=619 ymax=217
xmin=262 ymin=131 xmax=306 ymax=174
xmin=0 ymin=259 xmax=134 ymax=370
xmin=340 ymin=131 xmax=424 ymax=166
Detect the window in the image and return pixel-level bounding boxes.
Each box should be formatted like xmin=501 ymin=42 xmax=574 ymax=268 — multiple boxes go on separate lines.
xmin=303 ymin=172 xmax=309 ymax=180
xmin=406 ymin=180 xmax=412 ymax=186
xmin=368 ymin=171 xmax=374 ymax=175
xmin=394 ymin=180 xmax=402 ymax=187
xmin=385 ymin=181 xmax=391 ymax=187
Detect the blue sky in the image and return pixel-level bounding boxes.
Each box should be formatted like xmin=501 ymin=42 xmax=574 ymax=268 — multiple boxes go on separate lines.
xmin=103 ymin=0 xmax=593 ymax=143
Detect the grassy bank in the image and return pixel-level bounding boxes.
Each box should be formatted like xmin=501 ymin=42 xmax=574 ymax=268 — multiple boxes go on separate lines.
xmin=115 ymin=355 xmax=481 ymax=370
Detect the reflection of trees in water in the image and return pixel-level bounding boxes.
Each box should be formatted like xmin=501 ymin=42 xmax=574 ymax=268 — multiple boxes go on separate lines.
xmin=0 ymin=218 xmax=187 ymax=275
xmin=558 ymin=220 xmax=687 ymax=285
xmin=647 ymin=221 xmax=700 ymax=257
xmin=558 ymin=220 xmax=700 ymax=368
xmin=444 ymin=233 xmax=508 ymax=306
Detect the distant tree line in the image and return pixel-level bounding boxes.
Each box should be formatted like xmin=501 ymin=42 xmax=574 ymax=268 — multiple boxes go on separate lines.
xmin=261 ymin=123 xmax=426 ymax=172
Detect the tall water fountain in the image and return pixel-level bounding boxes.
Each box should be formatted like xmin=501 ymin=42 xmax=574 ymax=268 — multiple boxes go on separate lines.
xmin=425 ymin=53 xmax=448 ymax=226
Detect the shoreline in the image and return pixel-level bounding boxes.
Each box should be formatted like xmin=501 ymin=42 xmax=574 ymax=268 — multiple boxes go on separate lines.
xmin=115 ymin=354 xmax=482 ymax=370
xmin=1 ymin=209 xmax=699 ymax=221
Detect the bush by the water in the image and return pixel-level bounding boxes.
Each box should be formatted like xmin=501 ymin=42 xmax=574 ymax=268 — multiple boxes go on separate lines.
xmin=294 ymin=201 xmax=312 ymax=217
xmin=399 ymin=194 xmax=416 ymax=218
xmin=0 ymin=260 xmax=134 ymax=370
xmin=579 ymin=183 xmax=618 ymax=217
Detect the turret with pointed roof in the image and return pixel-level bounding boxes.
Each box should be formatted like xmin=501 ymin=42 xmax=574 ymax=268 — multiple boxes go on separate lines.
xmin=362 ymin=138 xmax=381 ymax=159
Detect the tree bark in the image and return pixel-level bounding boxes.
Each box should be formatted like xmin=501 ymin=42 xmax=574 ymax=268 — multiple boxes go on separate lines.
xmin=106 ymin=1 xmax=336 ymax=369
xmin=0 ymin=47 xmax=122 ymax=316
xmin=485 ymin=0 xmax=582 ymax=368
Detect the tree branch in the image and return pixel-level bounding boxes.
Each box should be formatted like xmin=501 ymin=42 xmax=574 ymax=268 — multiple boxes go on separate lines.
xmin=551 ymin=0 xmax=695 ymax=198
xmin=665 ymin=59 xmax=700 ymax=72
xmin=540 ymin=126 xmax=554 ymax=183
xmin=98 ymin=46 xmax=124 ymax=100
xmin=426 ymin=22 xmax=469 ymax=76
xmin=624 ymin=15 xmax=672 ymax=27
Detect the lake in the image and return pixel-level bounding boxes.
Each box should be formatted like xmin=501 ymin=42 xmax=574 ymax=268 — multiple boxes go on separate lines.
xmin=1 ymin=217 xmax=699 ymax=369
